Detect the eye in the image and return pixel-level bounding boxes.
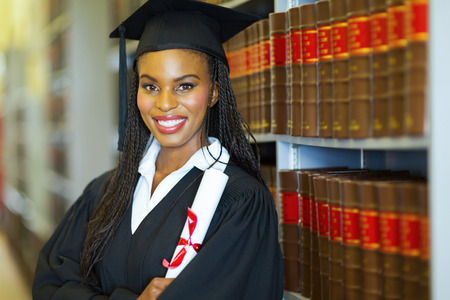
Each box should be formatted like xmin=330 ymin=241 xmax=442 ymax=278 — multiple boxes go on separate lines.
xmin=176 ymin=83 xmax=194 ymax=93
xmin=142 ymin=83 xmax=160 ymax=93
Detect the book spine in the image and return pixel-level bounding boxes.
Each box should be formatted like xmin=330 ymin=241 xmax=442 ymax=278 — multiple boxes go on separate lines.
xmin=279 ymin=170 xmax=302 ymax=292
xmin=371 ymin=0 xmax=389 ymax=137
xmin=327 ymin=177 xmax=344 ymax=300
xmin=269 ymin=12 xmax=289 ymax=135
xmin=288 ymin=6 xmax=303 ymax=137
xmin=399 ymin=182 xmax=422 ymax=300
xmin=348 ymin=0 xmax=372 ymax=138
xmin=316 ymin=0 xmax=334 ymax=138
xmin=358 ymin=181 xmax=382 ymax=300
xmin=300 ymin=4 xmax=319 ymax=137
xmin=314 ymin=175 xmax=331 ymax=300
xmin=377 ymin=182 xmax=402 ymax=300
xmin=309 ymin=174 xmax=321 ymax=300
xmin=247 ymin=25 xmax=256 ymax=132
xmin=418 ymin=182 xmax=430 ymax=300
xmin=259 ymin=19 xmax=271 ymax=134
xmin=330 ymin=0 xmax=350 ymax=138
xmin=341 ymin=180 xmax=362 ymax=300
xmin=404 ymin=0 xmax=428 ymax=135
xmin=387 ymin=0 xmax=407 ymax=136
xmin=300 ymin=171 xmax=312 ymax=298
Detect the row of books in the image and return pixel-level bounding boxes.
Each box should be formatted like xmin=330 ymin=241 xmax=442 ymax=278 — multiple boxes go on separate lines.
xmin=279 ymin=168 xmax=429 ymax=300
xmin=223 ymin=0 xmax=428 ymax=139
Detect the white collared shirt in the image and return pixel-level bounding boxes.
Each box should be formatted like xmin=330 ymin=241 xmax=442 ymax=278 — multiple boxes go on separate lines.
xmin=131 ymin=137 xmax=230 ymax=234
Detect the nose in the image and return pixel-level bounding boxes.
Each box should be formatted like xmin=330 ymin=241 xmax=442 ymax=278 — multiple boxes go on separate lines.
xmin=156 ymin=90 xmax=178 ymax=112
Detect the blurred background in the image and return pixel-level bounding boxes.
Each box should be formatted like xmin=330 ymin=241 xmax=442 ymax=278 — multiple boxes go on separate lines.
xmin=0 ymin=0 xmax=273 ymax=299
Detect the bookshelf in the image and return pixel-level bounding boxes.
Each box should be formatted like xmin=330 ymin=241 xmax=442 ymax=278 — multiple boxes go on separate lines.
xmin=252 ymin=0 xmax=448 ymax=299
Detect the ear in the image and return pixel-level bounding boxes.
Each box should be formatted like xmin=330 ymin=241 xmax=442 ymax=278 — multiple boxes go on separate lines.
xmin=210 ymin=81 xmax=219 ymax=107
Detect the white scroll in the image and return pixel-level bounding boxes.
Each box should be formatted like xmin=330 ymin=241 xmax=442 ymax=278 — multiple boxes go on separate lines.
xmin=164 ymin=168 xmax=229 ymax=278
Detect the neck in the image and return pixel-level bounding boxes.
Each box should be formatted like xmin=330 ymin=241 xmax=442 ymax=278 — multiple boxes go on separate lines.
xmin=155 ymin=136 xmax=209 ymax=175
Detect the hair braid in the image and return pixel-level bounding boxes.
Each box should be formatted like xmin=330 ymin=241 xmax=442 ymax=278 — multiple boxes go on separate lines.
xmin=81 ymin=71 xmax=150 ymax=283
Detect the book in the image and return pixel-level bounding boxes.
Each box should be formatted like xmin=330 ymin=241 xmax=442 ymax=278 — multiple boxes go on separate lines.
xmin=316 ymin=0 xmax=333 ymax=138
xmin=300 ymin=3 xmax=319 ymax=137
xmin=387 ymin=0 xmax=407 ymax=136
xmin=259 ymin=19 xmax=272 ymax=134
xmin=358 ymin=181 xmax=382 ymax=300
xmin=371 ymin=0 xmax=389 ymax=137
xmin=330 ymin=0 xmax=350 ymax=138
xmin=299 ymin=170 xmax=313 ymax=298
xmin=398 ymin=182 xmax=422 ymax=300
xmin=404 ymin=0 xmax=428 ymax=136
xmin=308 ymin=172 xmax=322 ymax=300
xmin=269 ymin=11 xmax=289 ymax=135
xmin=288 ymin=6 xmax=302 ymax=137
xmin=348 ymin=0 xmax=372 ymax=138
xmin=313 ymin=175 xmax=331 ymax=300
xmin=418 ymin=182 xmax=430 ymax=300
xmin=279 ymin=170 xmax=302 ymax=292
xmin=376 ymin=181 xmax=402 ymax=299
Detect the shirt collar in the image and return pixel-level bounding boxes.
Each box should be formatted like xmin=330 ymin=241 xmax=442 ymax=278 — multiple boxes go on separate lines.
xmin=138 ymin=137 xmax=229 ymax=176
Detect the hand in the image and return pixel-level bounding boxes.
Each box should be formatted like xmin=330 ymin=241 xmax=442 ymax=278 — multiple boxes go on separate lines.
xmin=138 ymin=277 xmax=175 ymax=300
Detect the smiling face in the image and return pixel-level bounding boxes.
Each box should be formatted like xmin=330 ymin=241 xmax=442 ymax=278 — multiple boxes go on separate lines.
xmin=136 ymin=49 xmax=217 ymax=154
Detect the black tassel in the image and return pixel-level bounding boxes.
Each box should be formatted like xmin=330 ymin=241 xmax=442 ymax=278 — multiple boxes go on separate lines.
xmin=118 ymin=24 xmax=127 ymax=151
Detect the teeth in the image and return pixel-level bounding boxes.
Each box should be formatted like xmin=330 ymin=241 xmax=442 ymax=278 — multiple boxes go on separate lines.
xmin=157 ymin=119 xmax=185 ymax=128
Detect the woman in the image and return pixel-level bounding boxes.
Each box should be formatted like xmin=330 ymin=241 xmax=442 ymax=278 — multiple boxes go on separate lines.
xmin=32 ymin=0 xmax=283 ymax=299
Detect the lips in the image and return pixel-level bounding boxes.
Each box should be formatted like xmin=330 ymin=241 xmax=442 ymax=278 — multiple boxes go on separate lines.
xmin=153 ymin=115 xmax=187 ymax=134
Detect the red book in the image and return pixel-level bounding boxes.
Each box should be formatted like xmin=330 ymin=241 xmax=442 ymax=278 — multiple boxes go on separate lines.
xmin=371 ymin=0 xmax=389 ymax=137
xmin=387 ymin=0 xmax=407 ymax=136
xmin=330 ymin=0 xmax=350 ymax=138
xmin=418 ymin=182 xmax=430 ymax=300
xmin=279 ymin=170 xmax=302 ymax=292
xmin=259 ymin=19 xmax=271 ymax=134
xmin=288 ymin=6 xmax=302 ymax=137
xmin=269 ymin=12 xmax=289 ymax=135
xmin=316 ymin=0 xmax=333 ymax=138
xmin=348 ymin=0 xmax=372 ymax=138
xmin=404 ymin=0 xmax=428 ymax=136
xmin=300 ymin=3 xmax=319 ymax=137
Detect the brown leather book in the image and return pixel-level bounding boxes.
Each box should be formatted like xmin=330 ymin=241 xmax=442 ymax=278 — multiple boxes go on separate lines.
xmin=327 ymin=176 xmax=345 ymax=300
xmin=316 ymin=0 xmax=333 ymax=138
xmin=269 ymin=12 xmax=289 ymax=135
xmin=377 ymin=181 xmax=402 ymax=300
xmin=348 ymin=0 xmax=372 ymax=138
xmin=288 ymin=6 xmax=302 ymax=137
xmin=340 ymin=179 xmax=363 ymax=300
xmin=313 ymin=174 xmax=331 ymax=300
xmin=259 ymin=19 xmax=271 ymax=134
xmin=309 ymin=172 xmax=322 ymax=300
xmin=300 ymin=3 xmax=319 ymax=137
xmin=278 ymin=170 xmax=302 ymax=292
xmin=358 ymin=180 xmax=382 ymax=300
xmin=248 ymin=22 xmax=261 ymax=133
xmin=330 ymin=0 xmax=350 ymax=138
xmin=418 ymin=182 xmax=430 ymax=300
xmin=398 ymin=182 xmax=422 ymax=300
xmin=299 ymin=170 xmax=312 ymax=298
xmin=387 ymin=0 xmax=407 ymax=136
xmin=404 ymin=0 xmax=428 ymax=136
xmin=371 ymin=0 xmax=389 ymax=137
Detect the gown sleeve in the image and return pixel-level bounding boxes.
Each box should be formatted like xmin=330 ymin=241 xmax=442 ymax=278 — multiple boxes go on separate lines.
xmin=159 ymin=175 xmax=284 ymax=300
xmin=32 ymin=171 xmax=139 ymax=300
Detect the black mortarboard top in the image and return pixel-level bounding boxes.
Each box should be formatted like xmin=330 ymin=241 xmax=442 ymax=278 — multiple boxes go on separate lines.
xmin=110 ymin=0 xmax=260 ymax=151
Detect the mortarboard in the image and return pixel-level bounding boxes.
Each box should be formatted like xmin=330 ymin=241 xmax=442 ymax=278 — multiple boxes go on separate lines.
xmin=110 ymin=0 xmax=260 ymax=151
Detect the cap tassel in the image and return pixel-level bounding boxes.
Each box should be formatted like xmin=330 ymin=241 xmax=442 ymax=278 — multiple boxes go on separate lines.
xmin=118 ymin=24 xmax=128 ymax=151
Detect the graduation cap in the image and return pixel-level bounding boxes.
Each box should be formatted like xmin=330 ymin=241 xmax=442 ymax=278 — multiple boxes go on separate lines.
xmin=110 ymin=0 xmax=260 ymax=151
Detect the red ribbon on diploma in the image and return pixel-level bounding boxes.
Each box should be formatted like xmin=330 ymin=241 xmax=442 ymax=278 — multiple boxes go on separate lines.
xmin=163 ymin=208 xmax=201 ymax=269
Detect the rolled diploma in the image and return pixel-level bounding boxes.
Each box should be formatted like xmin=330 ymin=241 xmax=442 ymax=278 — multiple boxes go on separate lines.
xmin=165 ymin=168 xmax=229 ymax=278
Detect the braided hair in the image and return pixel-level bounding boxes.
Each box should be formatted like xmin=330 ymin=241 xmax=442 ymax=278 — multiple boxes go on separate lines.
xmin=80 ymin=50 xmax=265 ymax=283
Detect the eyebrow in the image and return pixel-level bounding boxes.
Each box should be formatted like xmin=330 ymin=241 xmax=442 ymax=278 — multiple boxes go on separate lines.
xmin=139 ymin=74 xmax=200 ymax=82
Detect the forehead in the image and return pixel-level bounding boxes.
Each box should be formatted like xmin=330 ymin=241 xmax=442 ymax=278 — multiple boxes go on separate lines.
xmin=137 ymin=49 xmax=209 ymax=73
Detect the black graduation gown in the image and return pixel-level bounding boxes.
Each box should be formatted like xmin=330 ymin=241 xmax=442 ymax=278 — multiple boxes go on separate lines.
xmin=32 ymin=163 xmax=283 ymax=299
